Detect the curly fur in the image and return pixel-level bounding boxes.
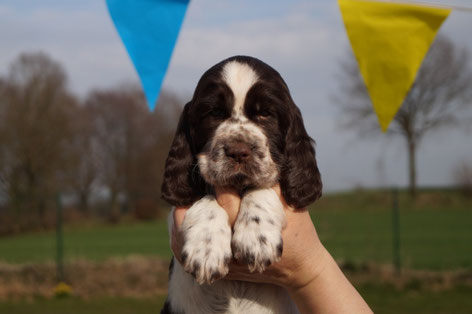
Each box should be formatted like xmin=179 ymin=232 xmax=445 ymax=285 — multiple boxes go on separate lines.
xmin=161 ymin=56 xmax=322 ymax=314
xmin=162 ymin=56 xmax=322 ymax=208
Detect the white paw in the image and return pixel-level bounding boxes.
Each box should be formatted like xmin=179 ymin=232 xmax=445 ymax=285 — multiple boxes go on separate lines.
xmin=232 ymin=189 xmax=285 ymax=273
xmin=180 ymin=197 xmax=232 ymax=285
xmin=232 ymin=222 xmax=283 ymax=273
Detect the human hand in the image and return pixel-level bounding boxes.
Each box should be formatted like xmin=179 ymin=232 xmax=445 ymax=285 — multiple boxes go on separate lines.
xmin=171 ymin=185 xmax=327 ymax=292
xmin=171 ymin=186 xmax=372 ymax=313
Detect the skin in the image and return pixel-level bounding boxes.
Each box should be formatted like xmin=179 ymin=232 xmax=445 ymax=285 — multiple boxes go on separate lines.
xmin=172 ymin=185 xmax=373 ymax=314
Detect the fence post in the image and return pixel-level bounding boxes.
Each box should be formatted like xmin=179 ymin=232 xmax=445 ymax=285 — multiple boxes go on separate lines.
xmin=392 ymin=187 xmax=401 ymax=275
xmin=56 ymin=193 xmax=64 ymax=282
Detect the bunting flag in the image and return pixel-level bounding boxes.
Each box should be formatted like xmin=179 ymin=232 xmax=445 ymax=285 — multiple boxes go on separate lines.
xmin=106 ymin=0 xmax=190 ymax=111
xmin=338 ymin=0 xmax=451 ymax=131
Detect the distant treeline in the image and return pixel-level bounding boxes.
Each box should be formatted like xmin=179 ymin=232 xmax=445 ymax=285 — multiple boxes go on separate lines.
xmin=0 ymin=52 xmax=184 ymax=234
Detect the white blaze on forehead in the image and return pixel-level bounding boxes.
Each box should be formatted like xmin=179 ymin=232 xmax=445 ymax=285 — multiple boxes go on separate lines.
xmin=222 ymin=61 xmax=258 ymax=118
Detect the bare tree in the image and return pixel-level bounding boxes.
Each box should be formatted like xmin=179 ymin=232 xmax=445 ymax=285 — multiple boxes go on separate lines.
xmin=61 ymin=103 xmax=99 ymax=215
xmin=0 ymin=79 xmax=8 ymax=198
xmin=335 ymin=36 xmax=472 ymax=197
xmin=85 ymin=85 xmax=141 ymax=221
xmin=85 ymin=85 xmax=183 ymax=221
xmin=0 ymin=52 xmax=185 ymax=230
xmin=453 ymin=161 xmax=472 ymax=197
xmin=0 ymin=52 xmax=75 ymax=229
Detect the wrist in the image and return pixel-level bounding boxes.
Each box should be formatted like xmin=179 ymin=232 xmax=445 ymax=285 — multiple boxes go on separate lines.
xmin=282 ymin=245 xmax=331 ymax=314
xmin=287 ymin=247 xmax=373 ymax=314
xmin=285 ymin=244 xmax=330 ymax=294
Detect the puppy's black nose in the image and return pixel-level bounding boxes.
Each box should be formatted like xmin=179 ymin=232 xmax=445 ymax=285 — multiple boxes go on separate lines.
xmin=225 ymin=142 xmax=251 ymax=163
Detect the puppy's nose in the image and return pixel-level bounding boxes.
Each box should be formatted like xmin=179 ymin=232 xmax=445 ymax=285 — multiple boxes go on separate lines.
xmin=225 ymin=142 xmax=251 ymax=163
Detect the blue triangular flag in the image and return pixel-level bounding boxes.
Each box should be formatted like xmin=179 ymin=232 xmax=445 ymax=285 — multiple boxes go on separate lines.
xmin=106 ymin=0 xmax=190 ymax=110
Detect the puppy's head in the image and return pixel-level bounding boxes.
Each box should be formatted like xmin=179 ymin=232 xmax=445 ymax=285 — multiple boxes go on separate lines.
xmin=161 ymin=56 xmax=322 ymax=209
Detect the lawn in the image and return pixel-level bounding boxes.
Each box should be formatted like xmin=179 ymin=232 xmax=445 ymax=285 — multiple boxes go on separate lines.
xmin=311 ymin=188 xmax=472 ymax=270
xmin=0 ymin=189 xmax=471 ymax=270
xmin=0 ymin=220 xmax=171 ymax=264
xmin=0 ymin=189 xmax=470 ymax=313
xmin=359 ymin=285 xmax=472 ymax=314
xmin=311 ymin=206 xmax=472 ymax=270
xmin=0 ymin=296 xmax=167 ymax=314
xmin=1 ymin=286 xmax=471 ymax=314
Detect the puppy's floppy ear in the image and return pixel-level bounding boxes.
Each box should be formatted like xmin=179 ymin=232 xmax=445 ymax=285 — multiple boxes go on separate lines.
xmin=280 ymin=105 xmax=322 ymax=209
xmin=161 ymin=102 xmax=205 ymax=206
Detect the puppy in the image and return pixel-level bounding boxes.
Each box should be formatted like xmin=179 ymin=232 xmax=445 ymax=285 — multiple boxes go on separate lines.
xmin=161 ymin=56 xmax=322 ymax=314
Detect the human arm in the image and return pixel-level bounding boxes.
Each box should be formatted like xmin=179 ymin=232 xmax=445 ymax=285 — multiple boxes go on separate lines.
xmin=171 ymin=186 xmax=372 ymax=314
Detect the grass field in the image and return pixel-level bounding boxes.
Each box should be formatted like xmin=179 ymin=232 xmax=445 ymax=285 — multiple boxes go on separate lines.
xmin=1 ymin=286 xmax=472 ymax=314
xmin=312 ymin=205 xmax=472 ymax=270
xmin=0 ymin=296 xmax=167 ymax=314
xmin=0 ymin=189 xmax=470 ymax=312
xmin=311 ymin=189 xmax=472 ymax=270
xmin=0 ymin=219 xmax=171 ymax=264
xmin=0 ymin=189 xmax=470 ymax=270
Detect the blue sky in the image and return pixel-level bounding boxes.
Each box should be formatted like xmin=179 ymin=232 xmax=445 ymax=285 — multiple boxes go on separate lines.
xmin=1 ymin=0 xmax=471 ymax=191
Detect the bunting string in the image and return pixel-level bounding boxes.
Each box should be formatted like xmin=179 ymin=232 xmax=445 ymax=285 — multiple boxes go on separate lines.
xmin=373 ymin=0 xmax=472 ymax=11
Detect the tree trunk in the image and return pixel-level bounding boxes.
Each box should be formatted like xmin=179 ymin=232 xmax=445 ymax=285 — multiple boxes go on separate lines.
xmin=108 ymin=188 xmax=120 ymax=223
xmin=78 ymin=190 xmax=90 ymax=216
xmin=407 ymin=135 xmax=417 ymax=199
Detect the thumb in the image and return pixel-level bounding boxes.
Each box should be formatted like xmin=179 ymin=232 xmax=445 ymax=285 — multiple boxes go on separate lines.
xmin=215 ymin=187 xmax=241 ymax=226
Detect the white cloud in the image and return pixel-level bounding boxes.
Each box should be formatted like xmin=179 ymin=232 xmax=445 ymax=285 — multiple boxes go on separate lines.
xmin=0 ymin=2 xmax=137 ymax=95
xmin=169 ymin=3 xmax=344 ymax=75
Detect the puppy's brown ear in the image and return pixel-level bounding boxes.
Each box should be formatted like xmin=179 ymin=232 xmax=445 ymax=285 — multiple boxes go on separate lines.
xmin=280 ymin=105 xmax=322 ymax=209
xmin=161 ymin=102 xmax=204 ymax=206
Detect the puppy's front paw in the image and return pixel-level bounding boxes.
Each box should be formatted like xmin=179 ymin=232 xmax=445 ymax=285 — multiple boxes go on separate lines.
xmin=231 ymin=189 xmax=285 ymax=273
xmin=182 ymin=228 xmax=232 ymax=284
xmin=180 ymin=198 xmax=233 ymax=285
xmin=232 ymin=220 xmax=283 ymax=273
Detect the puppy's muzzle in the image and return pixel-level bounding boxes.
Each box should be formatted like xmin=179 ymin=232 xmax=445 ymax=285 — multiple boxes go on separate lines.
xmin=224 ymin=141 xmax=252 ymax=163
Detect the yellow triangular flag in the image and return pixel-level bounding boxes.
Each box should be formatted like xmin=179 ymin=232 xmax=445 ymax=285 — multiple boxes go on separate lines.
xmin=338 ymin=0 xmax=450 ymax=131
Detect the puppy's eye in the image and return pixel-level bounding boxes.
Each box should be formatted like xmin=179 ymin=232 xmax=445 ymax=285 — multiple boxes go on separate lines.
xmin=208 ymin=108 xmax=226 ymax=118
xmin=253 ymin=102 xmax=272 ymax=118
xmin=259 ymin=110 xmax=271 ymax=117
xmin=257 ymin=109 xmax=271 ymax=118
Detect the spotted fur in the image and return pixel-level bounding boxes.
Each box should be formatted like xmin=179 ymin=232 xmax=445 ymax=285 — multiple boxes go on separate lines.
xmin=180 ymin=196 xmax=232 ymax=284
xmin=232 ymin=189 xmax=286 ymax=273
xmin=161 ymin=56 xmax=322 ymax=314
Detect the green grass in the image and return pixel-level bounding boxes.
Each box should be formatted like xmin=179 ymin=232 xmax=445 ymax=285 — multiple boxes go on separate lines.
xmin=0 ymin=189 xmax=471 ymax=269
xmin=311 ymin=207 xmax=472 ymax=269
xmin=359 ymin=285 xmax=472 ymax=314
xmin=0 ymin=220 xmax=171 ymax=263
xmin=0 ymin=296 xmax=167 ymax=314
xmin=310 ymin=189 xmax=472 ymax=270
xmin=1 ymin=286 xmax=471 ymax=314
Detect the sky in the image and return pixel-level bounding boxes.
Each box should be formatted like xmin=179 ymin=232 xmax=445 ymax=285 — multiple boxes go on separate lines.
xmin=0 ymin=0 xmax=471 ymax=192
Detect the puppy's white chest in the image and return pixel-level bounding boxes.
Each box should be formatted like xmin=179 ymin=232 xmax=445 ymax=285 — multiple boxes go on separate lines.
xmin=168 ymin=260 xmax=299 ymax=314
xmin=167 ymin=189 xmax=298 ymax=314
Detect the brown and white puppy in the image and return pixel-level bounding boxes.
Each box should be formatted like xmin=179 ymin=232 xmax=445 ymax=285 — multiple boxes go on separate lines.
xmin=161 ymin=56 xmax=322 ymax=314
